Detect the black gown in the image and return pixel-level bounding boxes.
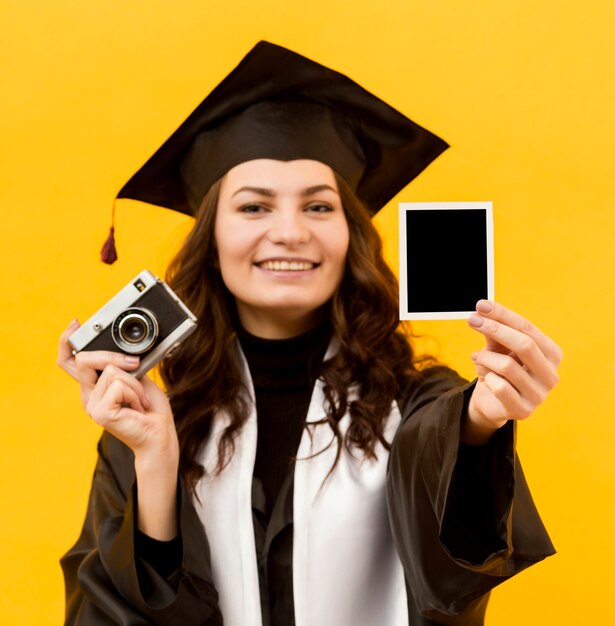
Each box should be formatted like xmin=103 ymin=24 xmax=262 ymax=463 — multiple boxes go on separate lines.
xmin=61 ymin=359 xmax=554 ymax=626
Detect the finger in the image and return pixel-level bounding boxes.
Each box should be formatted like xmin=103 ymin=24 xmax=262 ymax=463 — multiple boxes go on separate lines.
xmin=468 ymin=315 xmax=559 ymax=389
xmin=92 ymin=405 xmax=147 ymax=431
xmin=88 ymin=364 xmax=151 ymax=415
xmin=75 ymin=351 xmax=141 ymax=409
xmin=89 ymin=380 xmax=146 ymax=427
xmin=473 ymin=350 xmax=547 ymax=408
xmin=57 ymin=319 xmax=81 ymax=380
xmin=482 ymin=371 xmax=534 ymax=420
xmin=474 ymin=300 xmax=563 ymax=366
xmin=472 ymin=352 xmax=521 ymax=380
xmin=74 ymin=350 xmax=141 ymax=388
xmin=474 ymin=352 xmax=523 ymax=380
xmin=474 ymin=363 xmax=488 ymax=381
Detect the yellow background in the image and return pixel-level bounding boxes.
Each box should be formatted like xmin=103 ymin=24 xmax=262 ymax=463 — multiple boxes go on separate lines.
xmin=1 ymin=1 xmax=613 ymax=624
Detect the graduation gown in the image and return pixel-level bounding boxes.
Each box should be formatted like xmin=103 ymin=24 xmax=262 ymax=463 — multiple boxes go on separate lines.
xmin=61 ymin=366 xmax=554 ymax=626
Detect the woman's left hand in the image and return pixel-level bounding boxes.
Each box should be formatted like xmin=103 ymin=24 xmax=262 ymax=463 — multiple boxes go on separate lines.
xmin=464 ymin=300 xmax=563 ymax=443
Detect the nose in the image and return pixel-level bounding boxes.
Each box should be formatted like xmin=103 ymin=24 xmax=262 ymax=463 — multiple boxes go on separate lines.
xmin=267 ymin=210 xmax=310 ymax=246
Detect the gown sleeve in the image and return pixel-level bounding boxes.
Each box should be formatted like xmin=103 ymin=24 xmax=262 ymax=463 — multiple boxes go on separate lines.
xmin=60 ymin=431 xmax=223 ymax=626
xmin=387 ymin=366 xmax=555 ymax=626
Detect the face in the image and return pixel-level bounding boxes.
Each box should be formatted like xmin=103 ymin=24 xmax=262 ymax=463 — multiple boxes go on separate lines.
xmin=215 ymin=159 xmax=349 ymax=338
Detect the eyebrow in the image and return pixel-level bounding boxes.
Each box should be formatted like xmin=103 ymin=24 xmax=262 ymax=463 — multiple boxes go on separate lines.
xmin=231 ymin=184 xmax=339 ymax=198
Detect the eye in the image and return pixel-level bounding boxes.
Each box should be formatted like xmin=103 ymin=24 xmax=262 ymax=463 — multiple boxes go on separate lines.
xmin=239 ymin=203 xmax=267 ymax=214
xmin=305 ymin=203 xmax=334 ymax=213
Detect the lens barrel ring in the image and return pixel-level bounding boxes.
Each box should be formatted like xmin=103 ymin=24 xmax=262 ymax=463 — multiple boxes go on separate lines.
xmin=112 ymin=307 xmax=159 ymax=354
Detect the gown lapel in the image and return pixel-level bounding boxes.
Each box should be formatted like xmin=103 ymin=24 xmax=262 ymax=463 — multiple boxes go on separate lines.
xmin=193 ymin=354 xmax=263 ymax=626
xmin=292 ymin=381 xmax=409 ymax=626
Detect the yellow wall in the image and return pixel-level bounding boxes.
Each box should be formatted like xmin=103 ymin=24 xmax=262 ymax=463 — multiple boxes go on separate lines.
xmin=1 ymin=1 xmax=613 ymax=623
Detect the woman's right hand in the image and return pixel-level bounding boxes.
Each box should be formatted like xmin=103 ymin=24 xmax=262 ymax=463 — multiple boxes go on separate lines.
xmin=58 ymin=319 xmax=180 ymax=539
xmin=57 ymin=319 xmax=178 ymax=460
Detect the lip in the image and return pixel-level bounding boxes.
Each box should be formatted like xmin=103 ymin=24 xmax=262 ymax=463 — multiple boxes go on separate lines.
xmin=254 ymin=257 xmax=320 ymax=272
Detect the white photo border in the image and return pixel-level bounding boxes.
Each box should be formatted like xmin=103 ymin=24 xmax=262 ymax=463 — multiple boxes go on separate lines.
xmin=398 ymin=202 xmax=494 ymax=320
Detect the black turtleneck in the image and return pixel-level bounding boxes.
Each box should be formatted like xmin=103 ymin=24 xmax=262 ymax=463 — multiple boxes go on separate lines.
xmin=237 ymin=321 xmax=332 ymax=516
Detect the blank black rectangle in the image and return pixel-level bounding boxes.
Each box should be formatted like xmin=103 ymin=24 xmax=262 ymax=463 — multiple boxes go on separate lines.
xmin=405 ymin=208 xmax=489 ymax=314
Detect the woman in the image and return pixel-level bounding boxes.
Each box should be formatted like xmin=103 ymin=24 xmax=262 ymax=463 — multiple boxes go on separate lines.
xmin=58 ymin=42 xmax=561 ymax=626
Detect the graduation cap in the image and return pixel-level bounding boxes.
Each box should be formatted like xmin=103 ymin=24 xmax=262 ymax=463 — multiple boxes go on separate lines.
xmin=101 ymin=40 xmax=448 ymax=263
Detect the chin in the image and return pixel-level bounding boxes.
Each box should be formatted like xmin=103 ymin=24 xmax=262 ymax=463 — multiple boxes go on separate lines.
xmin=262 ymin=298 xmax=328 ymax=317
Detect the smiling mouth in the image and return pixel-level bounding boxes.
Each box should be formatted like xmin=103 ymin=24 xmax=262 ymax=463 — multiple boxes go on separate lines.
xmin=256 ymin=260 xmax=318 ymax=271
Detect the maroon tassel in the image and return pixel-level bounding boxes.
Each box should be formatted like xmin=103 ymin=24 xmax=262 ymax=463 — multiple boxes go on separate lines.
xmin=100 ymin=198 xmax=118 ymax=264
xmin=100 ymin=226 xmax=118 ymax=264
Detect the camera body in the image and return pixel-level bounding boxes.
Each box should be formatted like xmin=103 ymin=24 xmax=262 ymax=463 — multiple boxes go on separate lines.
xmin=69 ymin=270 xmax=197 ymax=379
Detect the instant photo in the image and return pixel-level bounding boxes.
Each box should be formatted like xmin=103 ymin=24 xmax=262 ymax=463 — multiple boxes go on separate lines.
xmin=399 ymin=202 xmax=494 ymax=320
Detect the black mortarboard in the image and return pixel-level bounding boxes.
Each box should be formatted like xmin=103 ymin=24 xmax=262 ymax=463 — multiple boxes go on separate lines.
xmin=102 ymin=40 xmax=448 ymax=262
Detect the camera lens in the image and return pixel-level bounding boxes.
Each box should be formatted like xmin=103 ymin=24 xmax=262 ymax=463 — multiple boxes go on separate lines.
xmin=121 ymin=318 xmax=147 ymax=343
xmin=112 ymin=308 xmax=159 ymax=354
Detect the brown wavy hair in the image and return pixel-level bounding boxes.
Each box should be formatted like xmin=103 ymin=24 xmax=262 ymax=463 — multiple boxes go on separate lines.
xmin=160 ymin=173 xmax=422 ymax=490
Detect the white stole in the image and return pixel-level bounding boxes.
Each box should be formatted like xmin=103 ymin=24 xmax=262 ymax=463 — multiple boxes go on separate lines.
xmin=193 ymin=347 xmax=408 ymax=626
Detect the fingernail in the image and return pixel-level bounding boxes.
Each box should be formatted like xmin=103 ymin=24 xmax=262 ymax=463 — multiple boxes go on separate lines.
xmin=124 ymin=355 xmax=140 ymax=364
xmin=468 ymin=314 xmax=484 ymax=328
xmin=470 ymin=352 xmax=478 ymax=361
xmin=68 ymin=318 xmax=79 ymax=328
xmin=476 ymin=300 xmax=492 ymax=313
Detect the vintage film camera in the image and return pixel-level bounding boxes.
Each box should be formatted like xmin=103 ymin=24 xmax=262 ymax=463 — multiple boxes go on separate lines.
xmin=69 ymin=270 xmax=197 ymax=379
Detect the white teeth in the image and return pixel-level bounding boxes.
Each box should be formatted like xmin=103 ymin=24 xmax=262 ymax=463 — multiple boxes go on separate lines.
xmin=259 ymin=260 xmax=315 ymax=271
